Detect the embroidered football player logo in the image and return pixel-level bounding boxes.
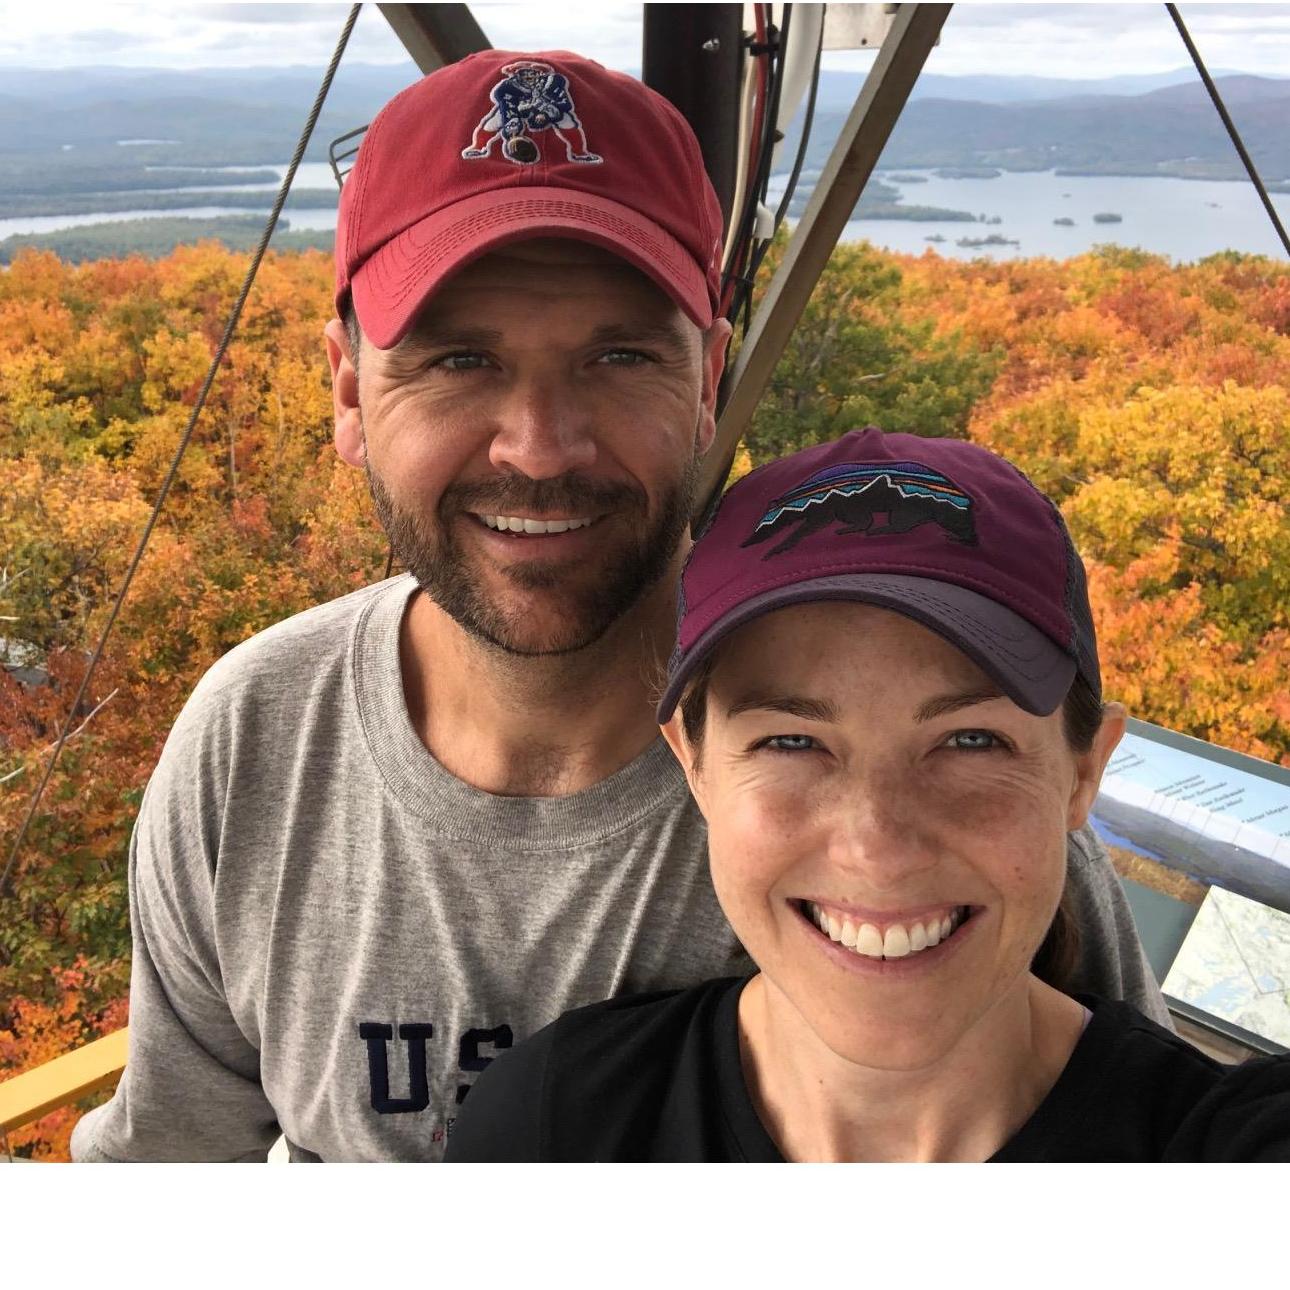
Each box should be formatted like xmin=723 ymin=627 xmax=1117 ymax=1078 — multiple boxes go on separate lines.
xmin=462 ymin=61 xmax=603 ymax=166
xmin=742 ymin=461 xmax=978 ymax=558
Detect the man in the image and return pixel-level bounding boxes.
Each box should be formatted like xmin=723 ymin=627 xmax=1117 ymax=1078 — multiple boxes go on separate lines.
xmin=72 ymin=50 xmax=1165 ymax=1163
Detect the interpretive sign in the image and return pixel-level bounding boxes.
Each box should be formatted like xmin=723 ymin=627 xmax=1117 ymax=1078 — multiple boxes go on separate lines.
xmin=1091 ymin=718 xmax=1290 ymax=912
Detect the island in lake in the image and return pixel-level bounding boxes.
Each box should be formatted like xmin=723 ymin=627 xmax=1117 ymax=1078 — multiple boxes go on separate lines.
xmin=1054 ymin=217 xmax=1076 ymax=226
xmin=935 ymin=166 xmax=1002 ymax=180
xmin=1093 ymin=212 xmax=1124 ymax=224
xmin=957 ymin=233 xmax=1020 ymax=248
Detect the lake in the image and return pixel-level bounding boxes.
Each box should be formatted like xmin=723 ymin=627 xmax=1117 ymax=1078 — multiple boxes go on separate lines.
xmin=837 ymin=169 xmax=1290 ymax=262
xmin=6 ymin=162 xmax=1289 ymax=263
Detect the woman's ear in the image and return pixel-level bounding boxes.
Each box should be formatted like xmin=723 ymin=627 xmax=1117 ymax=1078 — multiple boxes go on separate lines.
xmin=1066 ymin=701 xmax=1127 ymax=831
xmin=660 ymin=714 xmax=708 ymax=816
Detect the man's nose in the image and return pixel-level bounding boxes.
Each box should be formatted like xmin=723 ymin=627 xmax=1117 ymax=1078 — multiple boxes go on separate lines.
xmin=487 ymin=373 xmax=597 ymax=479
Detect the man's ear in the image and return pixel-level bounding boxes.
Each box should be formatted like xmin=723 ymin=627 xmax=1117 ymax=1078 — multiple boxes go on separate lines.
xmin=324 ymin=316 xmax=365 ymax=468
xmin=660 ymin=713 xmax=708 ymax=816
xmin=695 ymin=317 xmax=733 ymax=458
xmin=1066 ymin=701 xmax=1127 ymax=831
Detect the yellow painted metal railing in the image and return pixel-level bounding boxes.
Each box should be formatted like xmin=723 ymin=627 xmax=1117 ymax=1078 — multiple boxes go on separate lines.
xmin=0 ymin=1028 xmax=127 ymax=1137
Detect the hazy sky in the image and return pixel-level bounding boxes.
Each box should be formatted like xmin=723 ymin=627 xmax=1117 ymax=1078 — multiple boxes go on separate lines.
xmin=0 ymin=2 xmax=1286 ymax=79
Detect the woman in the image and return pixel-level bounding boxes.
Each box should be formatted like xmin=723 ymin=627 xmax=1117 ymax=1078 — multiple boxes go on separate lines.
xmin=444 ymin=428 xmax=1290 ymax=1161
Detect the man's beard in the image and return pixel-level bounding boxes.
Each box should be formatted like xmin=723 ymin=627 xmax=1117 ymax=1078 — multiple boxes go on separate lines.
xmin=365 ymin=453 xmax=698 ymax=657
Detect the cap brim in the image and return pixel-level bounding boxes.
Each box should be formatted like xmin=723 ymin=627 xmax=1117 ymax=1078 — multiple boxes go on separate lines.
xmin=352 ymin=187 xmax=714 ymax=349
xmin=657 ymin=573 xmax=1077 ymax=724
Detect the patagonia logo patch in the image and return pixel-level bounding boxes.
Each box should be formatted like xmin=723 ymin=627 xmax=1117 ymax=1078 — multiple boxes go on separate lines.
xmin=461 ymin=61 xmax=602 ymax=166
xmin=741 ymin=461 xmax=977 ymax=558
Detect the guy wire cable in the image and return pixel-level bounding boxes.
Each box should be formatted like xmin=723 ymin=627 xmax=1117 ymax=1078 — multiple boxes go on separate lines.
xmin=1 ymin=4 xmax=364 ymax=899
xmin=1167 ymin=3 xmax=1290 ymax=258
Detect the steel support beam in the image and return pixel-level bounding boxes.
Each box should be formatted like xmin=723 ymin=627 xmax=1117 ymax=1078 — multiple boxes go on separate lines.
xmin=642 ymin=4 xmax=744 ymax=230
xmin=378 ymin=3 xmax=491 ymax=73
xmin=696 ymin=3 xmax=952 ymax=523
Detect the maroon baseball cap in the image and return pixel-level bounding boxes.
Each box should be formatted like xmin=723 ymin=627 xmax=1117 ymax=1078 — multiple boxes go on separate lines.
xmin=335 ymin=50 xmax=724 ymax=350
xmin=658 ymin=428 xmax=1102 ymax=722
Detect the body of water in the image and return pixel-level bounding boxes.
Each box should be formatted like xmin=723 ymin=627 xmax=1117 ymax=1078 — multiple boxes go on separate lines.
xmin=0 ymin=206 xmax=339 ymax=241
xmin=8 ymin=162 xmax=1289 ymax=262
xmin=838 ymin=169 xmax=1290 ymax=262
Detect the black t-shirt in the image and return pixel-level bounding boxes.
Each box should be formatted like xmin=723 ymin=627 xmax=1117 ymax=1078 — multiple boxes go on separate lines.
xmin=443 ymin=976 xmax=1290 ymax=1162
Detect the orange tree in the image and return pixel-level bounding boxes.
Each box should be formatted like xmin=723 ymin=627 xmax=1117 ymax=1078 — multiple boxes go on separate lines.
xmin=0 ymin=246 xmax=387 ymax=1157
xmin=2 ymin=237 xmax=1286 ymax=1158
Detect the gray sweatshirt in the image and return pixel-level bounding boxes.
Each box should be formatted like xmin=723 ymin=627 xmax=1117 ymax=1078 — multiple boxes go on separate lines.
xmin=71 ymin=575 xmax=1167 ymax=1162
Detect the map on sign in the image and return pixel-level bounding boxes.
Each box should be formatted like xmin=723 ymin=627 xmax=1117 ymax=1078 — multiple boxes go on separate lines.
xmin=1163 ymin=886 xmax=1290 ymax=1049
xmin=1091 ymin=719 xmax=1290 ymax=910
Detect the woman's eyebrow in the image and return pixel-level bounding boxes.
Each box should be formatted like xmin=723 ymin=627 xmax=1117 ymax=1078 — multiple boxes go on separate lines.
xmin=913 ymin=687 xmax=1006 ymax=723
xmin=725 ymin=694 xmax=838 ymax=723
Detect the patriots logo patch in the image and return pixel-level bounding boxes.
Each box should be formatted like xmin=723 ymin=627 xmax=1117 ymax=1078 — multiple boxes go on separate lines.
xmin=461 ymin=61 xmax=602 ymax=166
xmin=742 ymin=461 xmax=978 ymax=558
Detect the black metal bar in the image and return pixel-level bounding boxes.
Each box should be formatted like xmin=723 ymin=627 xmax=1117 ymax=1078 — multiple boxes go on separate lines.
xmin=642 ymin=3 xmax=744 ymax=232
xmin=1166 ymin=3 xmax=1290 ymax=258
xmin=696 ymin=4 xmax=952 ymax=522
xmin=377 ymin=3 xmax=491 ymax=73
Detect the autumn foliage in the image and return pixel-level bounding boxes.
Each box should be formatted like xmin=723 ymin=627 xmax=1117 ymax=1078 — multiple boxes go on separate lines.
xmin=1 ymin=237 xmax=1287 ymax=1158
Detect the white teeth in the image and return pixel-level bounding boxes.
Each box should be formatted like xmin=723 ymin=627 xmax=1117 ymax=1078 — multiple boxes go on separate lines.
xmin=854 ymin=923 xmax=884 ymax=958
xmin=481 ymin=515 xmax=594 ymax=534
xmin=807 ymin=902 xmax=967 ymax=960
xmin=882 ymin=924 xmax=911 ymax=958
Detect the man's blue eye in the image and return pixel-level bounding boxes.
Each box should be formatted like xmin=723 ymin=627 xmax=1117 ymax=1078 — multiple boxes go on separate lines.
xmin=762 ymin=734 xmax=817 ymax=753
xmin=947 ymin=730 xmax=1000 ymax=751
xmin=598 ymin=349 xmax=650 ymax=365
xmin=437 ymin=353 xmax=488 ymax=371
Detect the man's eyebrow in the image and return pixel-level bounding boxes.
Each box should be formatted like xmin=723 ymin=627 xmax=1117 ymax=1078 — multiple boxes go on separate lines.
xmin=585 ymin=320 xmax=693 ymax=350
xmin=396 ymin=325 xmax=505 ymax=353
xmin=725 ymin=694 xmax=839 ymax=723
xmin=913 ymin=686 xmax=1007 ymax=723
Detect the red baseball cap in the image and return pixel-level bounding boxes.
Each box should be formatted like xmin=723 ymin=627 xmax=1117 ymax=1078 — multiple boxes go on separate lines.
xmin=658 ymin=429 xmax=1103 ymax=723
xmin=335 ymin=50 xmax=725 ymax=349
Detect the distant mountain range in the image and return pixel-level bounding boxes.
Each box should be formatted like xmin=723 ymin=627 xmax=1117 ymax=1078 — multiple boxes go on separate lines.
xmin=2 ymin=63 xmax=1286 ymax=195
xmin=787 ymin=71 xmax=1290 ymax=183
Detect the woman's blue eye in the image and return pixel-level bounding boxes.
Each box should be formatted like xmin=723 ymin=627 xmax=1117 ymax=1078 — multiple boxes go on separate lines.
xmin=761 ymin=734 xmax=817 ymax=753
xmin=946 ymin=730 xmax=1001 ymax=751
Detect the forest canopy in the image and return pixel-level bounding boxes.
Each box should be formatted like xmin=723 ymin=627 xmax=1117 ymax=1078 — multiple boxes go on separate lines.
xmin=1 ymin=238 xmax=1287 ymax=1157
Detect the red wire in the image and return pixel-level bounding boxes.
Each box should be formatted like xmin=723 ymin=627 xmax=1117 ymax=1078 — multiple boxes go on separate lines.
xmin=722 ymin=4 xmax=770 ymax=318
xmin=748 ymin=5 xmax=769 ymax=188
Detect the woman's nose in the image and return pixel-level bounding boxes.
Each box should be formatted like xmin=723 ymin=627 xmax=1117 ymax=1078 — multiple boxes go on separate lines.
xmin=827 ymin=778 xmax=938 ymax=891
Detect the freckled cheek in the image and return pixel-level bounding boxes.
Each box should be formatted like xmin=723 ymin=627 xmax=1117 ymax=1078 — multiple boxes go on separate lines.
xmin=705 ymin=782 xmax=826 ymax=922
xmin=922 ymin=776 xmax=1067 ymax=840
